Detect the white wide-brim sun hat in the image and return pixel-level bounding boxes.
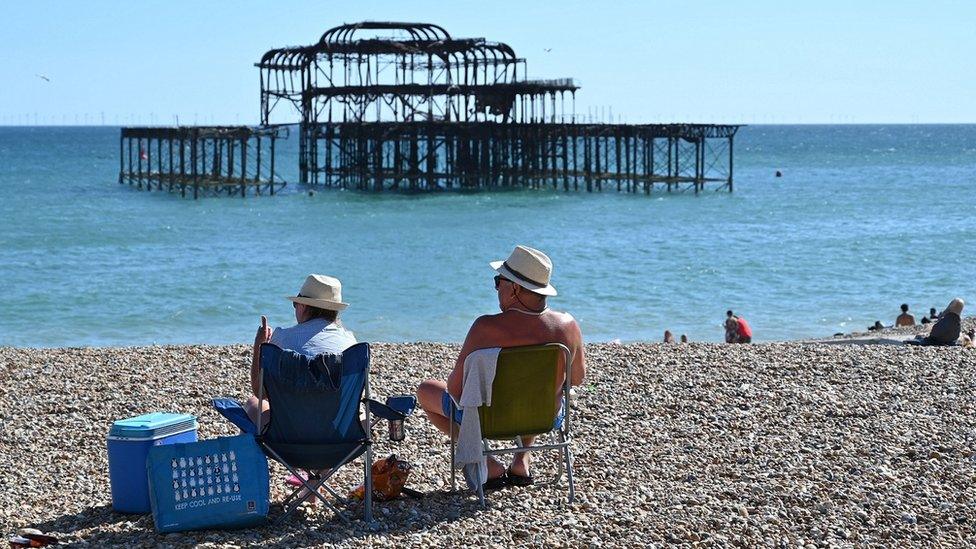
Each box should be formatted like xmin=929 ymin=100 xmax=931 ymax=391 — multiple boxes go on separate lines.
xmin=490 ymin=245 xmax=557 ymax=296
xmin=287 ymin=274 xmax=348 ymax=311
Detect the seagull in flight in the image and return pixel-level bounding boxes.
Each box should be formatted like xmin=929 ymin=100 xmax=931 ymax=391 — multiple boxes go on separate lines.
xmin=35 ymin=74 xmax=51 ymax=82
xmin=543 ymin=48 xmax=552 ymax=53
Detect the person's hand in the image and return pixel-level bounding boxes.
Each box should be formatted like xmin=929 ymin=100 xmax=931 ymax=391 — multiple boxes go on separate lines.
xmin=254 ymin=315 xmax=271 ymax=346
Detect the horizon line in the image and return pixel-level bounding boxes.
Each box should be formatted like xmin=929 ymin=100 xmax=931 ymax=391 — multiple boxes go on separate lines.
xmin=3 ymin=122 xmax=976 ymax=128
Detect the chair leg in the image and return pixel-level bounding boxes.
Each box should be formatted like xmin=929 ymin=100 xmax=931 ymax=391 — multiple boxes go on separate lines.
xmin=553 ymin=432 xmax=565 ymax=485
xmin=449 ymin=402 xmax=457 ymax=492
xmin=320 ymin=483 xmax=345 ymax=502
xmin=563 ymin=440 xmax=576 ymax=504
xmin=279 ymin=483 xmax=303 ymax=509
xmin=273 ymin=487 xmax=303 ymax=527
xmin=262 ymin=443 xmax=359 ymax=524
xmin=274 ymin=476 xmax=339 ymax=526
xmin=364 ymin=443 xmax=373 ymax=523
xmin=478 ymin=439 xmax=490 ymax=507
xmin=284 ymin=474 xmax=351 ymax=525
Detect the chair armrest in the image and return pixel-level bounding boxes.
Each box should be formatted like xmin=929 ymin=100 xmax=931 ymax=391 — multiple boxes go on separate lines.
xmin=212 ymin=397 xmax=258 ymax=435
xmin=386 ymin=394 xmax=417 ymax=416
xmin=364 ymin=399 xmax=405 ymax=421
xmin=364 ymin=395 xmax=416 ymax=421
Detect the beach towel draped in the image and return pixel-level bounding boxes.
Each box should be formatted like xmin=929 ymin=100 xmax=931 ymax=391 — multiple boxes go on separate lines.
xmin=455 ymin=347 xmax=501 ymax=488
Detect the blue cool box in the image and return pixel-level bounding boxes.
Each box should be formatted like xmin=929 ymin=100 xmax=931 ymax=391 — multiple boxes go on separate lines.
xmin=107 ymin=412 xmax=198 ymax=513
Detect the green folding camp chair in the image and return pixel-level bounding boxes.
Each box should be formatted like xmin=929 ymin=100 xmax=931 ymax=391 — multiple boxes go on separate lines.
xmin=449 ymin=343 xmax=575 ymax=505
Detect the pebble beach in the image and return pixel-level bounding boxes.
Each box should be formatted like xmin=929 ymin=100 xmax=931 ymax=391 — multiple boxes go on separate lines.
xmin=2 ymin=340 xmax=975 ymax=547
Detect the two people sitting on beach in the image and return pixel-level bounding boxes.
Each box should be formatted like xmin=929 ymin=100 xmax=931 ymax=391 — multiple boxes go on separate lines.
xmin=724 ymin=310 xmax=752 ymax=344
xmin=417 ymin=245 xmax=586 ymax=488
xmin=907 ymin=298 xmax=965 ymax=346
xmin=248 ymin=246 xmax=586 ymax=490
xmin=663 ymin=331 xmax=688 ymax=344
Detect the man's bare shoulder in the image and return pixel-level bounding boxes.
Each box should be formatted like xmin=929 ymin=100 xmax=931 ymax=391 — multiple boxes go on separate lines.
xmin=467 ymin=313 xmax=508 ymax=335
xmin=548 ymin=309 xmax=579 ymax=326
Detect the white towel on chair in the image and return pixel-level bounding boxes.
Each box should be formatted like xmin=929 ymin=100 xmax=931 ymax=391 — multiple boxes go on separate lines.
xmin=455 ymin=347 xmax=501 ymax=487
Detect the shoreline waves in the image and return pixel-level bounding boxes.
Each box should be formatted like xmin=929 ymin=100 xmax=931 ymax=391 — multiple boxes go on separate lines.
xmin=2 ymin=341 xmax=975 ymax=546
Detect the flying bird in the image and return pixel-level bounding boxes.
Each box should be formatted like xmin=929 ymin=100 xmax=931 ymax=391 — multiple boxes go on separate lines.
xmin=35 ymin=74 xmax=51 ymax=82
xmin=543 ymin=48 xmax=552 ymax=53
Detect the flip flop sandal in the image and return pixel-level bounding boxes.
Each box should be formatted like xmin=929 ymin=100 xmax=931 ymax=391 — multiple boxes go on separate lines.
xmin=506 ymin=469 xmax=534 ymax=487
xmin=285 ymin=473 xmax=306 ymax=487
xmin=483 ymin=473 xmax=510 ymax=490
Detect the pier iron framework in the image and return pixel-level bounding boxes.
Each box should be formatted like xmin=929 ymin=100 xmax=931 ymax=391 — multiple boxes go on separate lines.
xmin=120 ymin=22 xmax=740 ymax=197
xmin=119 ymin=126 xmax=287 ymax=198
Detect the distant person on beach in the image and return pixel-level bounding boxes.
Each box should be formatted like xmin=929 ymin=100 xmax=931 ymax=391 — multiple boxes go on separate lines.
xmin=895 ymin=304 xmax=916 ymax=327
xmin=920 ymin=306 xmax=941 ymax=324
xmin=663 ymin=330 xmax=675 ymax=344
xmin=246 ymin=274 xmax=356 ymax=427
xmin=724 ymin=311 xmax=738 ymax=343
xmin=867 ymin=321 xmax=885 ymax=331
xmin=965 ymin=328 xmax=976 ymax=349
xmin=680 ymin=334 xmax=688 ymax=343
xmin=907 ymin=298 xmax=964 ymax=346
xmin=417 ymin=245 xmax=585 ymax=487
xmin=735 ymin=315 xmax=753 ymax=343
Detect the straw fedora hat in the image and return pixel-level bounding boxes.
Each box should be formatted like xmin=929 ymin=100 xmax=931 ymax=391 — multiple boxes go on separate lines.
xmin=287 ymin=274 xmax=348 ymax=311
xmin=490 ymin=245 xmax=557 ymax=296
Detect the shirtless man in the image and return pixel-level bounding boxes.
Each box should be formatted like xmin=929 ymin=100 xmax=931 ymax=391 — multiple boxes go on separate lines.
xmin=724 ymin=310 xmax=739 ymax=343
xmin=417 ymin=245 xmax=585 ymax=486
xmin=895 ymin=303 xmax=916 ymax=327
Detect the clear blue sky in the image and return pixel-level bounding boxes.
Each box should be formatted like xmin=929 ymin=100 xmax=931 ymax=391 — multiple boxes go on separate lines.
xmin=2 ymin=1 xmax=974 ymax=125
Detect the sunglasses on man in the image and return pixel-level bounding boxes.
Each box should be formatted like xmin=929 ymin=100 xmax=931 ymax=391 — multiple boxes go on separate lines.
xmin=493 ymin=275 xmax=512 ymax=289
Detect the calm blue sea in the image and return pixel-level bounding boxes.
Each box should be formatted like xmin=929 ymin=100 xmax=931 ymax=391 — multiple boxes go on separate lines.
xmin=1 ymin=125 xmax=974 ymax=347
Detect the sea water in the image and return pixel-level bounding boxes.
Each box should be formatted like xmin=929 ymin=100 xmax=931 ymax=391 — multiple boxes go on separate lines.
xmin=1 ymin=125 xmax=974 ymax=347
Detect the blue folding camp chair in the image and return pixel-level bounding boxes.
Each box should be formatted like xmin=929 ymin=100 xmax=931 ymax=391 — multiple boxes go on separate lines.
xmin=213 ymin=342 xmax=414 ymax=525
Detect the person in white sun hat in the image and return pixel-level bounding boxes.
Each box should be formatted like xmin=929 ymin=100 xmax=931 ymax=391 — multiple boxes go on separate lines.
xmin=417 ymin=245 xmax=586 ymax=488
xmin=246 ymin=274 xmax=357 ymax=426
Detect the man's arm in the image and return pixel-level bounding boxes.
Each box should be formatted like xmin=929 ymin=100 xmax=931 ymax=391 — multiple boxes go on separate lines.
xmin=447 ymin=316 xmax=491 ymax=400
xmin=251 ymin=316 xmax=271 ymax=396
xmin=568 ymin=318 xmax=586 ymax=387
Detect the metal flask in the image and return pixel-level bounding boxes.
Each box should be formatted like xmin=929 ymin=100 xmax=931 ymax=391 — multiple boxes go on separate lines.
xmin=388 ymin=418 xmax=405 ymax=442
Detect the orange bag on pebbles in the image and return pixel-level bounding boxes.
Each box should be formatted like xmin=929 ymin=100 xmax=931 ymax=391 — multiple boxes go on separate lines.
xmin=348 ymin=454 xmax=411 ymax=501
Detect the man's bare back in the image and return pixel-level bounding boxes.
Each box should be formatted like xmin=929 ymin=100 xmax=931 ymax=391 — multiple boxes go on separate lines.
xmin=895 ymin=312 xmax=916 ymax=327
xmin=446 ymin=308 xmax=585 ymax=399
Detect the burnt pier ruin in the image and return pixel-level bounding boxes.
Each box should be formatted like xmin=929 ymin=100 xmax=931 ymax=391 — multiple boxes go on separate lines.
xmin=120 ymin=22 xmax=740 ymax=197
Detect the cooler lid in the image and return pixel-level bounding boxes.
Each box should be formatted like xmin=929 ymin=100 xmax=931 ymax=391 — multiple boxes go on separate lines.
xmin=109 ymin=412 xmax=197 ymax=439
